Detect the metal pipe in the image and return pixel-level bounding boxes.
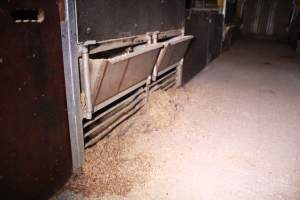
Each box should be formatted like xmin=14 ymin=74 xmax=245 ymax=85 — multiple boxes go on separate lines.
xmin=145 ymin=76 xmax=152 ymax=102
xmin=82 ymin=46 xmax=93 ymax=119
xmin=152 ymin=44 xmax=170 ymax=82
xmin=176 ymin=59 xmax=184 ymax=87
xmin=146 ymin=32 xmax=152 ymax=45
xmin=223 ymin=0 xmax=227 ymax=17
xmin=153 ymin=66 xmax=158 ymax=81
xmin=153 ymin=31 xmax=159 ymax=44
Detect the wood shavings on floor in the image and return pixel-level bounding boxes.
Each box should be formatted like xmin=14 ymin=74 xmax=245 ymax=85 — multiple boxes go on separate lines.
xmin=57 ymin=89 xmax=189 ymax=199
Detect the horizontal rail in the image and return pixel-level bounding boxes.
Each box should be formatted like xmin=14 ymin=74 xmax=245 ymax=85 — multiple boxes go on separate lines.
xmin=84 ymin=93 xmax=145 ymax=138
xmin=85 ymin=101 xmax=145 ymax=148
xmin=83 ymin=88 xmax=145 ymax=128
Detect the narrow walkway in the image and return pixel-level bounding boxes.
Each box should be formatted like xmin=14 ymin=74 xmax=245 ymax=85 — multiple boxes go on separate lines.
xmin=128 ymin=40 xmax=300 ymax=200
xmin=59 ymin=40 xmax=300 ymax=200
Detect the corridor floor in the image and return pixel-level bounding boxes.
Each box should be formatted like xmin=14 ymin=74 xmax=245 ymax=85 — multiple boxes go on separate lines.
xmin=59 ymin=40 xmax=300 ymax=200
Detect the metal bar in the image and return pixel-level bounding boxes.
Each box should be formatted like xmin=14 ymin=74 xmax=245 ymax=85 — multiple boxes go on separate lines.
xmin=89 ymin=29 xmax=182 ymax=54
xmin=145 ymin=76 xmax=152 ymax=102
xmin=85 ymin=101 xmax=146 ymax=148
xmin=152 ymin=45 xmax=168 ymax=81
xmin=150 ymin=72 xmax=177 ymax=92
xmin=84 ymin=94 xmax=145 ymax=138
xmin=163 ymin=81 xmax=176 ymax=91
xmin=176 ymin=59 xmax=184 ymax=87
xmin=161 ymin=76 xmax=176 ymax=89
xmin=192 ymin=8 xmax=222 ymax=12
xmin=60 ymin=0 xmax=84 ymax=169
xmin=81 ymin=46 xmax=93 ymax=119
xmin=89 ymin=36 xmax=148 ymax=54
xmin=157 ymin=29 xmax=183 ymax=40
xmin=83 ymin=88 xmax=145 ymax=128
xmin=150 ymin=70 xmax=177 ymax=89
xmin=109 ymin=43 xmax=163 ymax=64
xmin=157 ymin=62 xmax=180 ymax=77
xmin=223 ymin=0 xmax=228 ymax=18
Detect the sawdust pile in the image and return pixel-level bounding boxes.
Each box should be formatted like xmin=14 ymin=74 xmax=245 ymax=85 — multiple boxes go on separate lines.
xmin=138 ymin=88 xmax=190 ymax=132
xmin=63 ymin=89 xmax=189 ymax=198
xmin=64 ymin=134 xmax=150 ymax=197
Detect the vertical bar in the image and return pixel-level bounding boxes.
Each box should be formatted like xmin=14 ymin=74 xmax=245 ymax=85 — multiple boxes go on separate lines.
xmin=60 ymin=0 xmax=85 ymax=169
xmin=176 ymin=59 xmax=184 ymax=87
xmin=222 ymin=0 xmax=227 ymax=50
xmin=81 ymin=46 xmax=93 ymax=119
xmin=223 ymin=0 xmax=227 ymax=16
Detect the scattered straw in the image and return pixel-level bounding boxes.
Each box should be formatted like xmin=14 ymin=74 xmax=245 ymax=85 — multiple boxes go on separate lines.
xmin=62 ymin=89 xmax=189 ymax=198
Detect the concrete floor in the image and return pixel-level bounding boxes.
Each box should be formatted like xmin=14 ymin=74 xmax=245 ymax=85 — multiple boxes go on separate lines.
xmin=59 ymin=40 xmax=300 ymax=200
xmin=127 ymin=40 xmax=300 ymax=200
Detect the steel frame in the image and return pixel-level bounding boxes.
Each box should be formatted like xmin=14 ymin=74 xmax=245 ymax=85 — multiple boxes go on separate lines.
xmin=60 ymin=0 xmax=186 ymax=169
xmin=60 ymin=0 xmax=85 ymax=169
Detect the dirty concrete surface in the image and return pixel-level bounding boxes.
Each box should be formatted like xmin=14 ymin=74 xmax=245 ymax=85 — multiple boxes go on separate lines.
xmin=56 ymin=39 xmax=300 ymax=200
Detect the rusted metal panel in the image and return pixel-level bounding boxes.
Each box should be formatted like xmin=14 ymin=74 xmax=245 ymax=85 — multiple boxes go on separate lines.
xmin=86 ymin=44 xmax=163 ymax=107
xmin=76 ymin=0 xmax=185 ymax=42
xmin=156 ymin=36 xmax=194 ymax=74
xmin=0 ymin=1 xmax=72 ymax=199
xmin=119 ymin=47 xmax=161 ymax=91
xmin=92 ymin=59 xmax=127 ymax=105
